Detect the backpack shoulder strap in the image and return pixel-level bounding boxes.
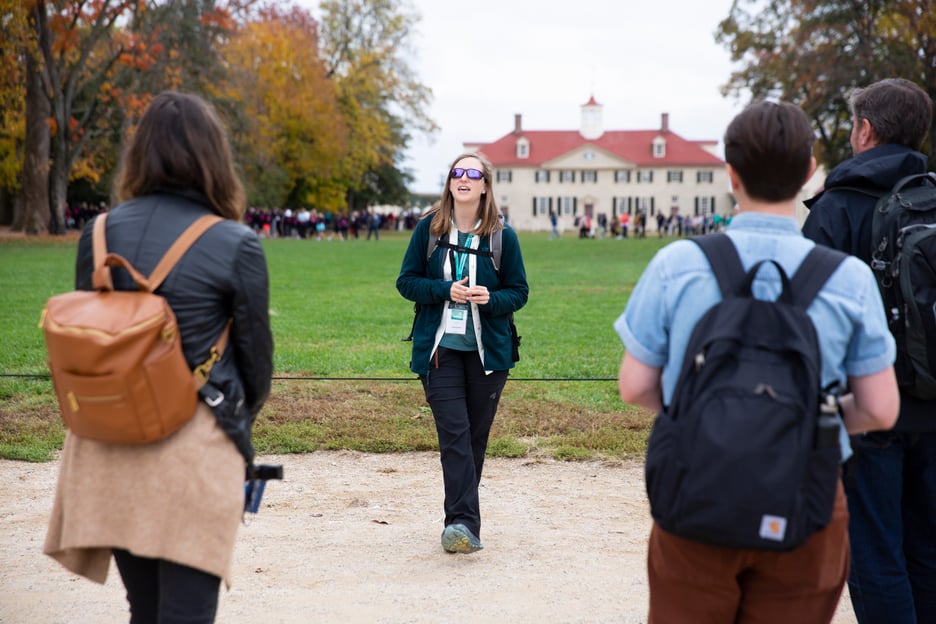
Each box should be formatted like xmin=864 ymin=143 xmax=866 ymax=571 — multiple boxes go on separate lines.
xmin=426 ymin=214 xmax=505 ymax=273
xmin=91 ymin=213 xmax=113 ymax=290
xmin=790 ymin=244 xmax=847 ymax=309
xmin=426 ymin=233 xmax=441 ymax=263
xmin=92 ymin=213 xmax=109 ymax=269
xmin=148 ymin=214 xmax=223 ymax=290
xmin=491 ymin=220 xmax=504 ymax=272
xmin=691 ymin=233 xmax=745 ymax=298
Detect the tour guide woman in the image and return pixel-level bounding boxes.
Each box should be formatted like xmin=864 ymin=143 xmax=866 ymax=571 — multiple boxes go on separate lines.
xmin=397 ymin=152 xmax=528 ymax=554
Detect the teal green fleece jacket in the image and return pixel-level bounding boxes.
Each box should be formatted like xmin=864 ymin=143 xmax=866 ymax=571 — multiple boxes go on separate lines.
xmin=396 ymin=217 xmax=529 ymax=376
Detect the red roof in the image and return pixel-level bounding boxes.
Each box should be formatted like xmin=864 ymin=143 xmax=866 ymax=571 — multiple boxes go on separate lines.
xmin=473 ymin=129 xmax=723 ymax=168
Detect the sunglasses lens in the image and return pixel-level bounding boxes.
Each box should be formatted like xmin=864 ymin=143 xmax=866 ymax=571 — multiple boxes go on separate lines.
xmin=450 ymin=167 xmax=484 ymax=180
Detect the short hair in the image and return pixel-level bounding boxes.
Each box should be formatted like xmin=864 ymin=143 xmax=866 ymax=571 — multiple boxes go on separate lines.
xmin=114 ymin=91 xmax=246 ymax=221
xmin=849 ymin=78 xmax=933 ymax=151
xmin=424 ymin=152 xmax=503 ymax=237
xmin=724 ymin=100 xmax=816 ymax=203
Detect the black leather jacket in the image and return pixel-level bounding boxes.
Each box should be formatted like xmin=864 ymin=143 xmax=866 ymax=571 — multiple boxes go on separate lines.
xmin=76 ymin=189 xmax=274 ymax=461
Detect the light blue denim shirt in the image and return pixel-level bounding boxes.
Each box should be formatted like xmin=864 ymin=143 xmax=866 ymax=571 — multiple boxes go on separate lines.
xmin=614 ymin=212 xmax=896 ymax=460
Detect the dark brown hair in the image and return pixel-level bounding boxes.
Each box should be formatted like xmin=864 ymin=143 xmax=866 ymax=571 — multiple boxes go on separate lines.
xmin=423 ymin=152 xmax=503 ymax=237
xmin=113 ymin=91 xmax=246 ymax=220
xmin=849 ymin=78 xmax=933 ymax=151
xmin=724 ymin=100 xmax=815 ymax=202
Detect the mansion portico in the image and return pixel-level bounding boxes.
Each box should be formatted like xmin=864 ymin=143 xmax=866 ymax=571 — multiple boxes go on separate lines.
xmin=465 ymin=97 xmax=732 ymax=232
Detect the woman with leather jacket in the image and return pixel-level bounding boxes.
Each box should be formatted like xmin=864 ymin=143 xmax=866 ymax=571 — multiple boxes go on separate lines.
xmin=44 ymin=91 xmax=273 ymax=623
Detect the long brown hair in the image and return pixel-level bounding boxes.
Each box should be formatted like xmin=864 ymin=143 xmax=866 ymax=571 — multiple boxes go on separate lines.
xmin=424 ymin=152 xmax=503 ymax=237
xmin=113 ymin=91 xmax=246 ymax=220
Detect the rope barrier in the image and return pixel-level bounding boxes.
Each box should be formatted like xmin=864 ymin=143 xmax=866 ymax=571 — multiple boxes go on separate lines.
xmin=0 ymin=373 xmax=617 ymax=382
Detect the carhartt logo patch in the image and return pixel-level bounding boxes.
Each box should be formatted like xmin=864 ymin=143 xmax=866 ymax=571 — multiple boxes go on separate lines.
xmin=759 ymin=515 xmax=787 ymax=542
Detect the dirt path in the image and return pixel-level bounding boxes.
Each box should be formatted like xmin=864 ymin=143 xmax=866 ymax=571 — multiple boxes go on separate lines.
xmin=1 ymin=451 xmax=857 ymax=623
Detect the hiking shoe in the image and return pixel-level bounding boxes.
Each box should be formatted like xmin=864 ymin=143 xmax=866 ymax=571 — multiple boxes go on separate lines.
xmin=441 ymin=523 xmax=483 ymax=554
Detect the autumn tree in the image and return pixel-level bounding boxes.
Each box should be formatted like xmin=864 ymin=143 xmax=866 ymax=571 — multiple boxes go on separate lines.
xmin=0 ymin=0 xmax=40 ymax=229
xmin=220 ymin=5 xmax=347 ymax=210
xmin=318 ymin=0 xmax=435 ymax=210
xmin=716 ymin=0 xmax=936 ymax=170
xmin=15 ymin=0 xmax=154 ymax=233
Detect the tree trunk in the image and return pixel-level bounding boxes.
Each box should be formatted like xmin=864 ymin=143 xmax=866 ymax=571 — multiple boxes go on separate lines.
xmin=48 ymin=138 xmax=67 ymax=234
xmin=15 ymin=22 xmax=50 ymax=235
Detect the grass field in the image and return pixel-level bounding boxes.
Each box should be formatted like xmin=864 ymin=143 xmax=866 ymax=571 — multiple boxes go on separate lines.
xmin=0 ymin=228 xmax=669 ymax=462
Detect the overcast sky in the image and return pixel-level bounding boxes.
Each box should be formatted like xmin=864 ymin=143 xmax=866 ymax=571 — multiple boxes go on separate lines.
xmin=302 ymin=0 xmax=747 ymax=195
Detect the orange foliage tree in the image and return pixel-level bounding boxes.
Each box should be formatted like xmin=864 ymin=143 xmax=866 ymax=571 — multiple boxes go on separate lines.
xmin=221 ymin=5 xmax=348 ymax=211
xmin=22 ymin=0 xmax=158 ymax=234
xmin=0 ymin=0 xmax=38 ymax=229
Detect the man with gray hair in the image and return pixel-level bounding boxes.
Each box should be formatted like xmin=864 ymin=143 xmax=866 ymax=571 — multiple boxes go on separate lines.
xmin=803 ymin=78 xmax=936 ymax=624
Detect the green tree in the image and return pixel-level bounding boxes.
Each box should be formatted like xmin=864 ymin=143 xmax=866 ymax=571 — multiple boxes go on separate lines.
xmin=318 ymin=0 xmax=436 ymax=208
xmin=716 ymin=0 xmax=936 ymax=170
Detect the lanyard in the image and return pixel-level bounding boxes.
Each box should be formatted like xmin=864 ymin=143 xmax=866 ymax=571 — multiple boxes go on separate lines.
xmin=455 ymin=234 xmax=473 ymax=280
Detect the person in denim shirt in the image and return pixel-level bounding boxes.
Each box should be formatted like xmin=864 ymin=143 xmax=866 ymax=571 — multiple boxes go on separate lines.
xmin=615 ymin=100 xmax=899 ymax=623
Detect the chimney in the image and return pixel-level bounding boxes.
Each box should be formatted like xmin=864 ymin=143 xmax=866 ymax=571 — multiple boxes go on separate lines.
xmin=514 ymin=114 xmax=522 ymax=135
xmin=661 ymin=112 xmax=669 ymax=133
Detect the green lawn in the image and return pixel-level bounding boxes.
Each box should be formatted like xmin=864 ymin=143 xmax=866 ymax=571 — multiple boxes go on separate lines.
xmin=0 ymin=228 xmax=669 ymax=461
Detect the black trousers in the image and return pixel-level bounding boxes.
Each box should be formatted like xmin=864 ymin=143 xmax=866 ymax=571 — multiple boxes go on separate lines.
xmin=112 ymin=549 xmax=221 ymax=624
xmin=421 ymin=347 xmax=509 ymax=539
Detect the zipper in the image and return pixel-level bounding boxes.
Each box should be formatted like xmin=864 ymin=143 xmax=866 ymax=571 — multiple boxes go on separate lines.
xmin=66 ymin=390 xmax=125 ymax=412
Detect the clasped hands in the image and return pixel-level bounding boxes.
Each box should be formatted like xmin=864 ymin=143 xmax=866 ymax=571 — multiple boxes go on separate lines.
xmin=450 ymin=277 xmax=489 ymax=305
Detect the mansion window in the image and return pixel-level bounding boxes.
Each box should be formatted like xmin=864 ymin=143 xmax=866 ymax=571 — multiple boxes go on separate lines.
xmin=615 ymin=170 xmax=631 ymax=183
xmin=533 ymin=196 xmax=551 ymax=216
xmin=559 ymin=170 xmax=575 ymax=183
xmin=637 ymin=170 xmax=653 ymax=183
xmin=697 ymin=170 xmax=714 ymax=183
xmin=667 ymin=170 xmax=683 ymax=183
xmin=612 ymin=196 xmax=656 ymax=217
xmin=496 ymin=170 xmax=512 ymax=183
xmin=535 ymin=170 xmax=551 ymax=183
xmin=516 ymin=139 xmax=529 ymax=159
xmin=560 ymin=196 xmax=575 ymax=215
xmin=581 ymin=170 xmax=597 ymax=183
xmin=694 ymin=195 xmax=716 ymax=215
xmin=636 ymin=196 xmax=654 ymax=215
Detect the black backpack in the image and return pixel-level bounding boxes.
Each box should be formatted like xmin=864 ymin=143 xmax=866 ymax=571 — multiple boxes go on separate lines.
xmin=645 ymin=234 xmax=846 ymax=551
xmin=866 ymin=172 xmax=936 ymax=399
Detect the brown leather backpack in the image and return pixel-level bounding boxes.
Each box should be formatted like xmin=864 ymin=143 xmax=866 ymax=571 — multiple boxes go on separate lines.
xmin=40 ymin=213 xmax=229 ymax=444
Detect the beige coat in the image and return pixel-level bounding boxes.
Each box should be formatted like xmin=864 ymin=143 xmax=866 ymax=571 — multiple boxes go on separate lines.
xmin=44 ymin=404 xmax=244 ymax=587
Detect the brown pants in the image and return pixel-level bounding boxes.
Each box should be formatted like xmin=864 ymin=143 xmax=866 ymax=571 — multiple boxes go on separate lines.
xmin=647 ymin=482 xmax=849 ymax=624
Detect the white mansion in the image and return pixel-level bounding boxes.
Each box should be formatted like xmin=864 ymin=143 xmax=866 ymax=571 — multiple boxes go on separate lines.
xmin=465 ymin=96 xmax=733 ymax=232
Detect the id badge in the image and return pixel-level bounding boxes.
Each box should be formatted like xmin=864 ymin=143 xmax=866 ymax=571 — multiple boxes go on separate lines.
xmin=446 ymin=303 xmax=469 ymax=335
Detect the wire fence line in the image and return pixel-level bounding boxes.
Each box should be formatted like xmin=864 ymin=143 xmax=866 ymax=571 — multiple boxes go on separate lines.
xmin=0 ymin=373 xmax=617 ymax=382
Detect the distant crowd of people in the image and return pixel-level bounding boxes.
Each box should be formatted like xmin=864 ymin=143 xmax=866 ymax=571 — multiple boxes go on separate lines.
xmin=63 ymin=202 xmax=416 ymax=241
xmin=64 ymin=201 xmax=109 ymax=231
xmin=243 ymin=207 xmax=410 ymax=241
xmin=567 ymin=210 xmax=732 ymax=239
